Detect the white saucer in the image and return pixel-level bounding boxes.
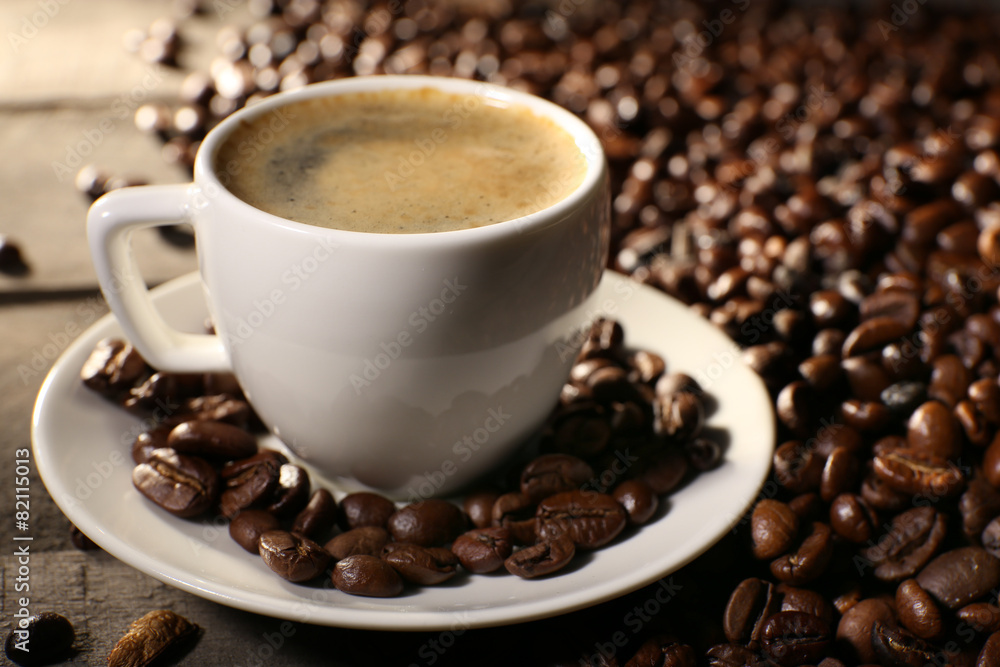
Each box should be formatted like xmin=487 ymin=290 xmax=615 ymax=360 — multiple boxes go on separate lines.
xmin=32 ymin=270 xmax=774 ymax=630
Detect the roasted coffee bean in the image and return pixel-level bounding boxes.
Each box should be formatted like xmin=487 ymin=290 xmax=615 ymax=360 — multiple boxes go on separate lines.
xmin=916 ymin=546 xmax=1000 ymax=610
xmin=654 ymin=372 xmax=702 ymax=399
xmin=787 ymin=493 xmax=822 ymax=522
xmin=324 ymin=526 xmax=389 ymax=561
xmin=750 ymin=499 xmax=799 ymax=560
xmin=983 ymin=517 xmax=1000 ymax=559
xmin=829 ymin=493 xmax=878 ymax=543
xmin=962 ymin=475 xmax=1000 ymax=542
xmin=627 ymin=349 xmax=666 ymax=384
xmin=928 ymin=354 xmax=971 ymax=408
xmin=291 ymin=488 xmax=336 ymax=539
xmin=551 ymin=411 xmax=612 ymax=458
xmin=835 ymin=597 xmax=896 ymax=665
xmin=860 ymin=289 xmax=921 ymax=330
xmin=504 ymin=535 xmax=575 ymax=579
xmin=905 ymin=400 xmax=962 ymax=460
xmin=492 ymin=491 xmax=538 ymax=545
xmin=258 ymin=530 xmax=330 ymax=583
xmin=970 ymin=378 xmax=1000 ymax=424
xmin=980 ymin=632 xmax=1000 ymax=667
xmin=218 ymin=450 xmax=283 ymax=519
xmin=797 ymin=354 xmax=842 ymax=391
xmin=452 ymin=527 xmax=513 ymax=574
xmin=624 ymin=635 xmax=696 ymax=667
xmin=775 ymin=381 xmax=815 ymax=436
xmin=820 ymin=447 xmax=858 ymax=502
xmin=382 ymin=543 xmax=457 ymax=585
xmin=862 ymin=506 xmax=947 ymax=582
xmin=536 ymin=490 xmax=626 ymax=549
xmin=587 ymin=365 xmax=639 ymax=403
xmin=131 ymin=427 xmax=169 ymax=464
xmin=132 ymin=448 xmax=219 ymax=518
xmin=722 ymin=577 xmax=780 ymax=644
xmin=871 ymin=622 xmax=940 ymax=667
xmin=388 ymin=499 xmax=466 ymax=547
xmin=685 ymin=437 xmax=723 ymax=471
xmin=983 ymin=433 xmax=1000 ymax=488
xmin=881 ymin=381 xmax=927 ymax=416
xmin=166 ymin=419 xmax=257 ymax=460
xmin=338 ymin=491 xmax=396 ymax=530
xmin=810 ymin=290 xmax=853 ymax=329
xmin=613 ymin=479 xmax=658 ymax=525
xmin=872 ymin=448 xmax=965 ymax=497
xmin=580 ymin=317 xmax=625 ymax=360
xmin=760 ymin=611 xmax=830 ymax=667
xmin=777 ymin=584 xmax=834 ymax=627
xmin=4 ymin=612 xmax=74 ymax=666
xmin=895 ymin=578 xmax=944 ymax=641
xmin=842 ymin=316 xmax=910 ymax=357
xmin=107 ymin=609 xmax=198 ymax=667
xmin=639 ymin=447 xmax=689 ymax=495
xmin=653 ymin=391 xmax=704 ymax=440
xmin=332 ymin=554 xmax=403 ymax=597
xmin=955 ymin=399 xmax=992 ymax=447
xmin=705 ymin=643 xmax=767 ymax=667
xmin=81 ymin=338 xmax=148 ymax=398
xmin=463 ymin=490 xmax=499 ymax=530
xmin=840 ymin=399 xmax=892 ymax=432
xmin=861 ymin=470 xmax=911 ymax=513
xmin=841 ymin=355 xmax=892 ymax=403
xmin=772 ymin=440 xmax=824 ymax=494
xmin=813 ymin=329 xmax=847 ymax=357
xmin=520 ymin=454 xmax=594 ymax=503
xmin=229 ymin=509 xmax=280 ymax=553
xmin=958 ymin=601 xmax=1000 ymax=634
xmin=769 ymin=522 xmax=832 ymax=585
xmin=743 ymin=342 xmax=795 ymax=390
xmin=181 ymin=393 xmax=251 ymax=427
xmin=266 ymin=464 xmax=310 ymax=517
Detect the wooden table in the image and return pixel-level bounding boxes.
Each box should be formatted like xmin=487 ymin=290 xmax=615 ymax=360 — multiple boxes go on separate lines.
xmin=0 ymin=2 xmax=696 ymax=664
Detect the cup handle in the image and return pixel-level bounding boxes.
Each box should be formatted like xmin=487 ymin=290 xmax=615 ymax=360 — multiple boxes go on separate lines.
xmin=87 ymin=184 xmax=231 ymax=373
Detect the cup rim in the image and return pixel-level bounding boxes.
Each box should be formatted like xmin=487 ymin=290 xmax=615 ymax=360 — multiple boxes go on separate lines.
xmin=193 ymin=75 xmax=607 ymax=243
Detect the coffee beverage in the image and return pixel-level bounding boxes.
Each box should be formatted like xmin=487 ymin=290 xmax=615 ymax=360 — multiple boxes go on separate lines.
xmin=215 ymin=87 xmax=587 ymax=233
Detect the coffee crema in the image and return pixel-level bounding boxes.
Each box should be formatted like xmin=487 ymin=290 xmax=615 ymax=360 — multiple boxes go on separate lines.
xmin=215 ymin=87 xmax=587 ymax=234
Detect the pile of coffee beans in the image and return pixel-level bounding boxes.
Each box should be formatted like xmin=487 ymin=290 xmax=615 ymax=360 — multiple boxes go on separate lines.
xmin=77 ymin=0 xmax=1000 ymax=663
xmin=81 ymin=315 xmax=718 ymax=596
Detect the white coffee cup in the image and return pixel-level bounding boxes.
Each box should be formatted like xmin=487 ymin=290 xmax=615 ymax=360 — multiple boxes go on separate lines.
xmin=88 ymin=75 xmax=610 ymax=497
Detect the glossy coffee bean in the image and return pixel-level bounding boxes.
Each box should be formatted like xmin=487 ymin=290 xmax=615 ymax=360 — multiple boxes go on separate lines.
xmin=332 ymin=554 xmax=403 ymax=597
xmin=916 ymin=546 xmax=1000 ymax=610
xmin=750 ymin=499 xmax=799 ymax=560
xmin=324 ymin=526 xmax=389 ymax=561
xmin=840 ymin=399 xmax=892 ymax=432
xmin=639 ymin=447 xmax=689 ymax=495
xmin=80 ymin=338 xmax=148 ymax=398
xmin=769 ymin=522 xmax=832 ymax=586
xmin=625 ymin=635 xmax=696 ymax=667
xmin=653 ymin=391 xmax=704 ymax=440
xmin=381 ymin=543 xmax=457 ymax=585
xmin=820 ymin=447 xmax=859 ymax=502
xmin=961 ymin=475 xmax=1000 ymax=541
xmin=979 ymin=632 xmax=1000 ymax=667
xmin=613 ymin=479 xmax=658 ymax=525
xmin=218 ymin=450 xmax=283 ymax=519
xmin=895 ymin=578 xmax=944 ymax=641
xmin=860 ymin=289 xmax=920 ymax=330
xmin=504 ymin=535 xmax=575 ymax=579
xmin=132 ymin=448 xmax=219 ymax=518
xmin=338 ymin=492 xmax=397 ymax=530
xmin=777 ymin=584 xmax=834 ymax=627
xmin=835 ymin=597 xmax=895 ymax=664
xmin=492 ymin=491 xmax=538 ymax=545
xmin=3 ymin=612 xmax=74 ymax=667
xmin=536 ymin=490 xmax=626 ymax=549
xmin=772 ymin=440 xmax=824 ymax=494
xmin=291 ymin=488 xmax=337 ymax=539
xmin=131 ymin=427 xmax=169 ymax=464
xmin=166 ymin=419 xmax=257 ymax=460
xmin=258 ymin=530 xmax=330 ymax=583
xmin=928 ymin=354 xmax=971 ymax=408
xmin=871 ymin=622 xmax=941 ymax=667
xmin=861 ymin=506 xmax=947 ymax=582
xmin=983 ymin=433 xmax=1000 ymax=488
xmin=229 ymin=509 xmax=280 ymax=553
xmin=760 ymin=611 xmax=831 ymax=667
xmin=775 ymin=381 xmax=815 ymax=436
xmin=463 ymin=490 xmax=499 ymax=529
xmin=451 ymin=527 xmax=513 ymax=574
xmin=905 ymin=400 xmax=962 ymax=460
xmin=829 ymin=493 xmax=877 ymax=543
xmin=722 ymin=577 xmax=780 ymax=643
xmin=520 ymin=453 xmax=594 ymax=503
xmin=842 ymin=316 xmax=910 ymax=357
xmin=872 ymin=448 xmax=965 ymax=497
xmin=388 ymin=500 xmax=467 ymax=547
